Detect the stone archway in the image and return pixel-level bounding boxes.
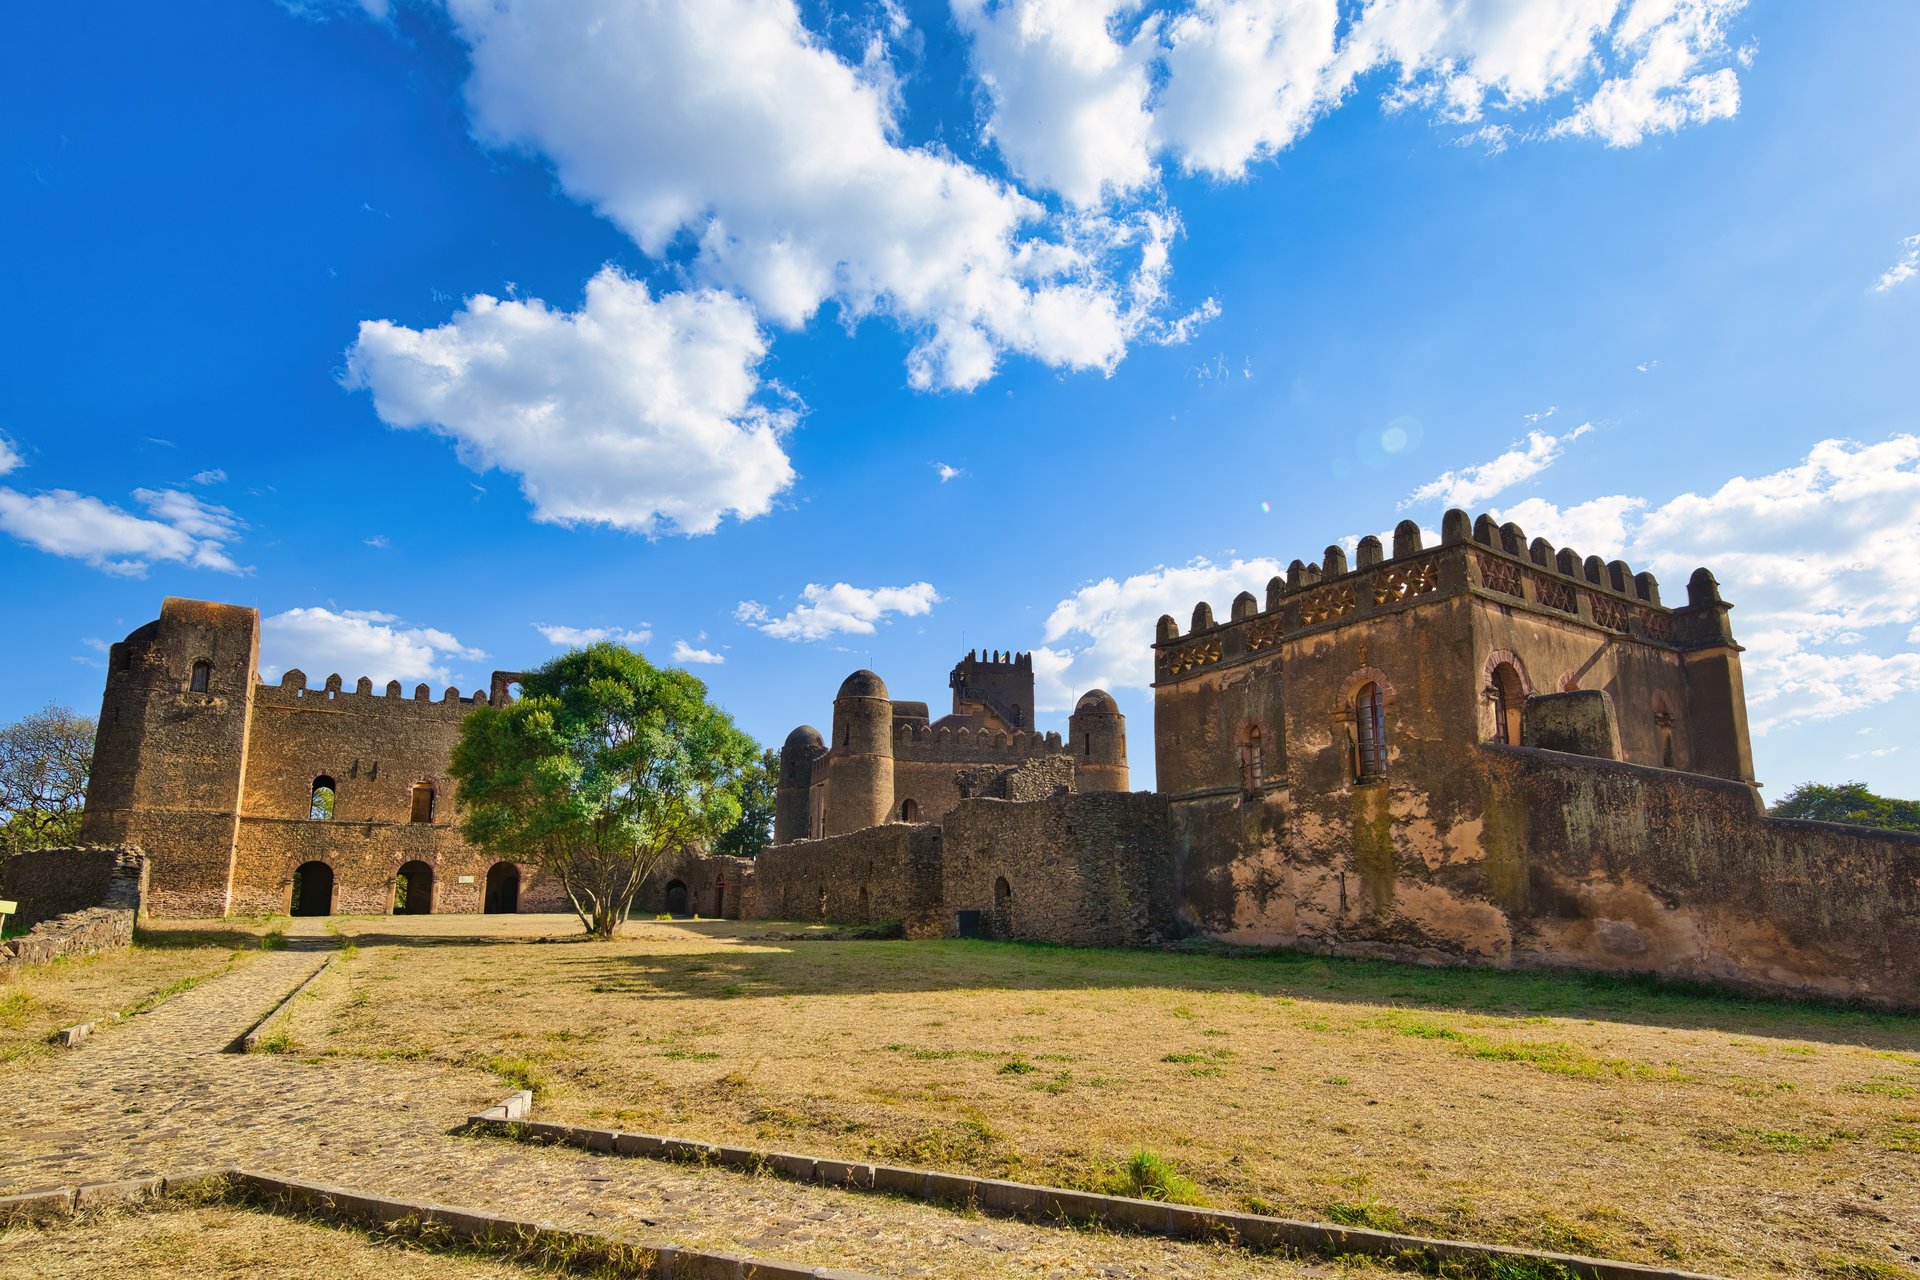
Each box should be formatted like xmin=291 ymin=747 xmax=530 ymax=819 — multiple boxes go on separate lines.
xmin=992 ymin=876 xmax=1012 ymax=939
xmin=291 ymin=861 xmax=333 ymax=917
xmin=665 ymin=880 xmax=689 ymax=915
xmin=483 ymin=862 xmax=520 ymax=914
xmin=394 ymin=860 xmax=434 ymax=915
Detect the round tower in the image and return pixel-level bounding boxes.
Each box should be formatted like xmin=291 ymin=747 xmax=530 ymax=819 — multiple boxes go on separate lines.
xmin=826 ymin=670 xmax=894 ymax=835
xmin=1068 ymin=689 xmax=1128 ymax=792
xmin=774 ymin=724 xmax=824 ymax=844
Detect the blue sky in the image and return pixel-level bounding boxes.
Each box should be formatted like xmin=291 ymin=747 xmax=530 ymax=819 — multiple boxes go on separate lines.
xmin=3 ymin=0 xmax=1916 ymax=796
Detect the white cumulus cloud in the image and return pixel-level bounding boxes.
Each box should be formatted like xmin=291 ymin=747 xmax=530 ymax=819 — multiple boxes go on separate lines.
xmin=953 ymin=0 xmax=1160 ymax=206
xmin=534 ymin=622 xmax=653 ymax=649
xmin=0 ymin=485 xmax=245 ymax=577
xmin=260 ymin=607 xmax=486 ymax=688
xmin=1154 ymin=0 xmax=1748 ymax=178
xmin=1402 ymin=421 xmax=1594 ymax=511
xmin=0 ymin=436 xmax=22 ymax=476
xmin=1490 ymin=435 xmax=1920 ymax=732
xmin=737 ymin=581 xmax=942 ymax=641
xmin=1872 ymin=233 xmax=1919 ymax=293
xmin=345 ymin=267 xmax=797 ymax=536
xmin=1155 ymin=0 xmax=1342 ymax=178
xmin=1033 ymin=556 xmax=1285 ymax=707
xmin=440 ymin=0 xmax=1188 ymax=391
xmin=671 ymin=639 xmax=726 ymax=666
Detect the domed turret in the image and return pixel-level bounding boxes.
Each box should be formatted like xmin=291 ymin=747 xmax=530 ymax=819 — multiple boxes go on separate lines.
xmin=836 ymin=669 xmax=889 ymax=701
xmin=773 ymin=725 xmax=825 ymax=844
xmin=827 ymin=669 xmax=894 ymax=834
xmin=1068 ymin=688 xmax=1128 ymax=792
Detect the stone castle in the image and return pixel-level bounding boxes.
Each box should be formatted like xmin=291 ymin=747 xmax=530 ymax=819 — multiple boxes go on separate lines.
xmin=77 ymin=510 xmax=1920 ymax=1006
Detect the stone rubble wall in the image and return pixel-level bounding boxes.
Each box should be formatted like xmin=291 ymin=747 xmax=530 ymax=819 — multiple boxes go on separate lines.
xmin=1 ymin=845 xmax=145 ymax=969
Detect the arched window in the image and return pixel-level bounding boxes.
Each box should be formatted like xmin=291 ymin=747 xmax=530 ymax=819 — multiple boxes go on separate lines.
xmin=1653 ymin=694 xmax=1677 ymax=768
xmin=410 ymin=782 xmax=436 ymax=824
xmin=993 ymin=875 xmax=1013 ymax=939
xmin=309 ymin=776 xmax=336 ymax=821
xmin=189 ymin=661 xmax=211 ymax=694
xmin=1239 ymin=724 xmax=1265 ymax=797
xmin=900 ymin=798 xmax=919 ymax=822
xmin=1353 ymin=683 xmax=1386 ymax=781
xmin=1490 ymin=662 xmax=1526 ymax=745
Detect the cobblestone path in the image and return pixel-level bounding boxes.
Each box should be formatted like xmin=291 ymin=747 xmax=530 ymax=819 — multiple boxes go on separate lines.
xmin=2 ymin=926 xmax=1319 ymax=1280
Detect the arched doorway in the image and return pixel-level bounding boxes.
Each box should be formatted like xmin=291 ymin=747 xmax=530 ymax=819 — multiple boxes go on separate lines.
xmin=291 ymin=861 xmax=333 ymax=917
xmin=394 ymin=860 xmax=433 ymax=915
xmin=714 ymin=884 xmax=726 ymax=918
xmin=992 ymin=876 xmax=1012 ymax=939
xmin=858 ymin=885 xmax=871 ymax=924
xmin=483 ymin=862 xmax=520 ymax=914
xmin=664 ymin=880 xmax=689 ymax=915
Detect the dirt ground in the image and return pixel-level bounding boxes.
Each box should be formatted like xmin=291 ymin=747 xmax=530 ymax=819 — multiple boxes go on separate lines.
xmin=0 ymin=919 xmax=277 ymax=1063
xmin=264 ymin=913 xmax=1920 ymax=1280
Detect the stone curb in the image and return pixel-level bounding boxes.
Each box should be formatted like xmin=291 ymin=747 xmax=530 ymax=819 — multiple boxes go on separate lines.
xmin=0 ymin=1167 xmax=879 ymax=1280
xmin=469 ymin=1103 xmax=1730 ymax=1280
xmin=229 ymin=954 xmax=333 ymax=1053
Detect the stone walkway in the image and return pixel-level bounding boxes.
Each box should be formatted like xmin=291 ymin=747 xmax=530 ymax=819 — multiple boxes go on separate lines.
xmin=1 ymin=924 xmax=1328 ymax=1279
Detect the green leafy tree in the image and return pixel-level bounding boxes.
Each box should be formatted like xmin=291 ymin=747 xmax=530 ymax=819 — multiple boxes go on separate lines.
xmin=449 ymin=644 xmax=758 ymax=938
xmin=0 ymin=704 xmax=96 ymax=856
xmin=1770 ymin=781 xmax=1920 ymax=834
xmin=713 ymin=748 xmax=777 ymax=860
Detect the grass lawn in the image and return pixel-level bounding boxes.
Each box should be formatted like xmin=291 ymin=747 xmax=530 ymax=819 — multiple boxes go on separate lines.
xmin=0 ymin=918 xmax=280 ymax=1065
xmin=289 ymin=915 xmax=1920 ymax=1280
xmin=0 ymin=1204 xmax=552 ymax=1280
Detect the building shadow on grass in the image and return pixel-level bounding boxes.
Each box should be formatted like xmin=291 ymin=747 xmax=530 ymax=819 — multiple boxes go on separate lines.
xmin=553 ymin=921 xmax=1920 ymax=1051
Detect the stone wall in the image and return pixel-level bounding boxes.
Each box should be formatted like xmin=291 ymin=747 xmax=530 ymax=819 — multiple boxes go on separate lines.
xmin=640 ymin=850 xmax=755 ymax=919
xmin=1174 ymin=745 xmax=1920 ymax=1007
xmin=742 ymin=791 xmax=1177 ymax=946
xmin=1 ymin=845 xmax=145 ymax=969
xmin=2 ymin=845 xmax=142 ymax=928
xmin=940 ymin=791 xmax=1178 ymax=946
xmin=752 ymin=824 xmax=945 ymax=932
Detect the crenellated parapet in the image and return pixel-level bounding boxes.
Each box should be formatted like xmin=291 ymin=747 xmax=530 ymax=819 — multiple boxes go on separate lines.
xmin=252 ymin=668 xmax=507 ymax=718
xmin=892 ymin=721 xmax=1064 ymax=762
xmin=1154 ymin=510 xmax=1738 ymax=685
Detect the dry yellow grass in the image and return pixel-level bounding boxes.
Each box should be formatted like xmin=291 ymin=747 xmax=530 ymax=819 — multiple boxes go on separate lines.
xmin=298 ymin=915 xmax=1920 ymax=1280
xmin=0 ymin=1204 xmax=552 ymax=1279
xmin=0 ymin=919 xmax=276 ymax=1064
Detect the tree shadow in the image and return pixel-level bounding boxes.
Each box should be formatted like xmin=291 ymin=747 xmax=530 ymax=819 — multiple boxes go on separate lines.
xmin=549 ymin=923 xmax=1920 ymax=1052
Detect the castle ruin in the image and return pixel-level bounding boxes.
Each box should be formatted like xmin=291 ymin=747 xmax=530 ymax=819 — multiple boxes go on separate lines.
xmin=75 ymin=510 xmax=1920 ymax=1006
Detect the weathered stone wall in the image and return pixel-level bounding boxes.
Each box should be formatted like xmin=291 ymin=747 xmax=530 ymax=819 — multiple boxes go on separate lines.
xmin=82 ymin=599 xmax=260 ymax=917
xmin=1 ymin=845 xmax=138 ymax=928
xmin=939 ymin=791 xmax=1178 ymax=946
xmin=751 ymin=824 xmax=945 ymax=931
xmin=640 ymin=850 xmax=755 ymax=919
xmin=1174 ymin=745 xmax=1920 ymax=1007
xmin=0 ymin=845 xmax=145 ymax=969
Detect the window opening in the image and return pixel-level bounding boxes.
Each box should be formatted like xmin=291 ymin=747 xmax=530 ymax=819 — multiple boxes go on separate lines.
xmin=309 ymin=776 xmax=337 ymax=821
xmin=1353 ymin=683 xmax=1387 ymax=781
xmin=190 ymin=661 xmax=211 ymax=694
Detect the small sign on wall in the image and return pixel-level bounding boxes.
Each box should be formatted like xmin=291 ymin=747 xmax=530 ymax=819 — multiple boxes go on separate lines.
xmin=457 ymin=875 xmax=476 ymax=884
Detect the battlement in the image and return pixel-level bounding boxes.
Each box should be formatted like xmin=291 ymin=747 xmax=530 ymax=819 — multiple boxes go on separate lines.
xmin=251 ymin=669 xmax=503 ymax=718
xmin=1155 ymin=508 xmax=1735 ymax=685
xmin=949 ymin=648 xmax=1035 ymax=731
xmin=893 ymin=721 xmax=1065 ymax=762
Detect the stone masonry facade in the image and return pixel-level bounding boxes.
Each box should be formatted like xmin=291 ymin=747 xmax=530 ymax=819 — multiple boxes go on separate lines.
xmin=71 ymin=509 xmax=1920 ymax=1005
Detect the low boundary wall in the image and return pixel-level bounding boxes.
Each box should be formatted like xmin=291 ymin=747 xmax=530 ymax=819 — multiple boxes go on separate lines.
xmin=1 ymin=845 xmax=145 ymax=970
